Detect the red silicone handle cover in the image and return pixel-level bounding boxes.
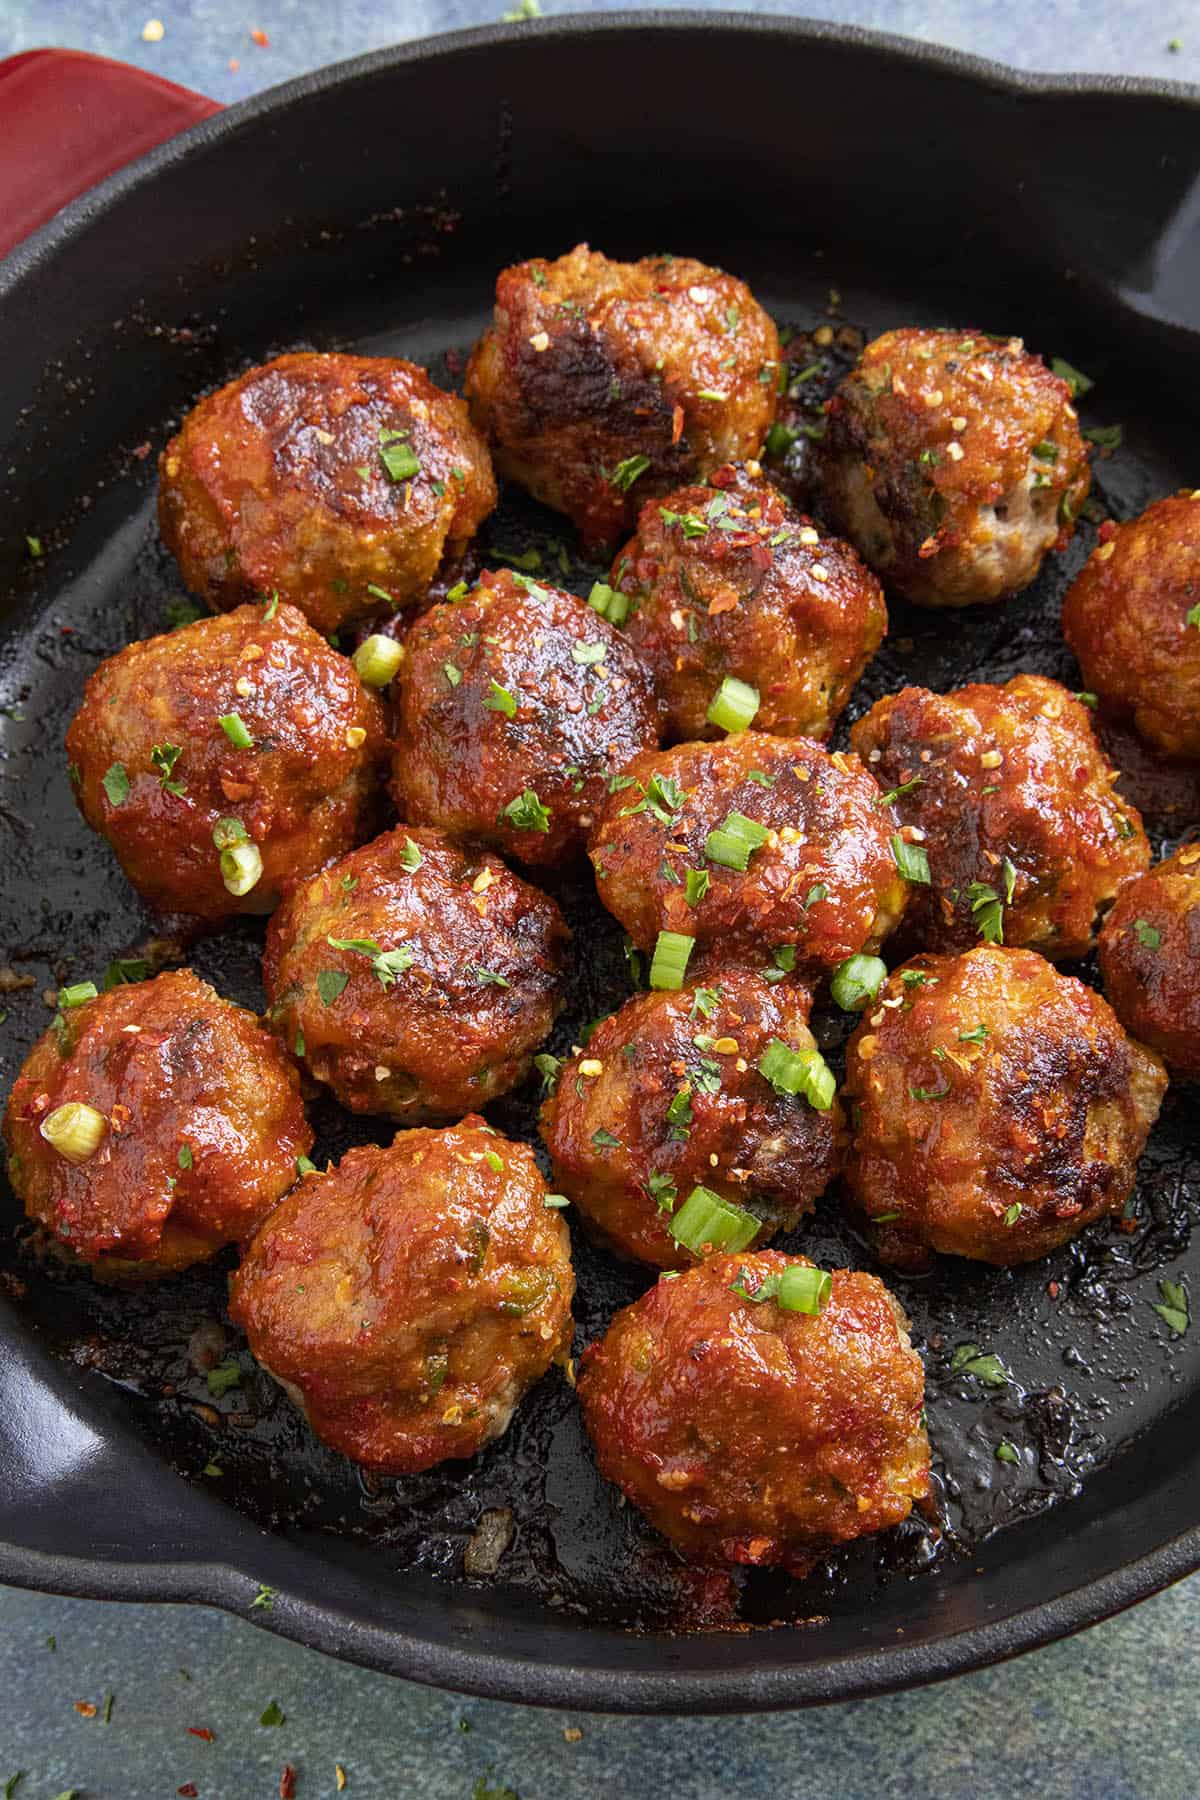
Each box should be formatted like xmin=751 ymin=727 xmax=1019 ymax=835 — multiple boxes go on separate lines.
xmin=0 ymin=47 xmax=221 ymax=259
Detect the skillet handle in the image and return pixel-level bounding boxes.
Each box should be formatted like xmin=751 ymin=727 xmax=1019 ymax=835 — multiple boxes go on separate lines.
xmin=0 ymin=47 xmax=221 ymax=260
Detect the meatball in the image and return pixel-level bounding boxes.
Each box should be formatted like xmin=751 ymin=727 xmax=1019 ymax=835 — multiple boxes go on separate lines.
xmin=820 ymin=327 xmax=1090 ymax=606
xmin=577 ymin=1252 xmax=929 ymax=1570
xmin=850 ymin=674 xmax=1149 ymax=960
xmin=616 ymin=461 xmax=886 ymax=742
xmin=465 ymin=244 xmax=780 ymax=549
xmin=588 ymin=734 xmax=907 ymax=977
xmin=159 ymin=352 xmax=496 ymax=635
xmin=540 ymin=972 xmax=844 ymax=1269
xmin=3 ymin=970 xmax=311 ymax=1280
xmin=842 ymin=945 xmax=1167 ymax=1269
xmin=66 ymin=602 xmax=387 ymax=920
xmin=391 ymin=568 xmax=659 ymax=867
xmin=1062 ymin=491 xmax=1200 ymax=761
xmin=229 ymin=1118 xmax=574 ymax=1473
xmin=263 ymin=825 xmax=569 ymax=1121
xmin=1098 ymin=845 xmax=1200 ymax=1080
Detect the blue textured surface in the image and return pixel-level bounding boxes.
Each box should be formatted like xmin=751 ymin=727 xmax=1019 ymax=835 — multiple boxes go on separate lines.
xmin=2 ymin=3 xmax=1199 ymax=1795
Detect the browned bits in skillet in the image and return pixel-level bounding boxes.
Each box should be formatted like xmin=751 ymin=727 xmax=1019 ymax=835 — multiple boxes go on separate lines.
xmin=65 ymin=601 xmax=387 ymax=921
xmin=263 ymin=825 xmax=569 ymax=1121
xmin=850 ymin=673 xmax=1149 ymax=961
xmin=158 ymin=352 xmax=496 ymax=633
xmin=1062 ymin=491 xmax=1200 ymax=761
xmin=615 ymin=461 xmax=886 ymax=743
xmin=1098 ymin=845 xmax=1200 ymax=1081
xmin=820 ymin=327 xmax=1090 ymax=606
xmin=540 ymin=972 xmax=844 ymax=1270
xmin=576 ymin=1252 xmax=929 ymax=1571
xmin=229 ymin=1118 xmax=574 ymax=1475
xmin=842 ymin=945 xmax=1167 ymax=1269
xmin=2 ymin=970 xmax=311 ymax=1280
xmin=587 ymin=733 xmax=906 ymax=976
xmin=391 ymin=567 xmax=660 ymax=867
xmin=465 ymin=244 xmax=780 ymax=550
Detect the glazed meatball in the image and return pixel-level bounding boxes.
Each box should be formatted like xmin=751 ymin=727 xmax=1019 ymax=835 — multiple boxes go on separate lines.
xmin=588 ymin=734 xmax=907 ymax=977
xmin=540 ymin=972 xmax=844 ymax=1269
xmin=616 ymin=461 xmax=886 ymax=742
xmin=3 ymin=970 xmax=311 ymax=1280
xmin=1098 ymin=845 xmax=1200 ymax=1080
xmin=264 ymin=825 xmax=569 ymax=1121
xmin=391 ymin=568 xmax=659 ymax=867
xmin=465 ymin=244 xmax=780 ymax=549
xmin=842 ymin=945 xmax=1167 ymax=1269
xmin=820 ymin=327 xmax=1090 ymax=606
xmin=1062 ymin=491 xmax=1200 ymax=761
xmin=850 ymin=674 xmax=1149 ymax=960
xmin=66 ymin=602 xmax=387 ymax=920
xmin=159 ymin=352 xmax=496 ymax=634
xmin=229 ymin=1118 xmax=574 ymax=1474
xmin=577 ymin=1252 xmax=929 ymax=1570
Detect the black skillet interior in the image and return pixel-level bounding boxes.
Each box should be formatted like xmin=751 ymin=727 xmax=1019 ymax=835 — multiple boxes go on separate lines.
xmin=1 ymin=15 xmax=1199 ymax=1712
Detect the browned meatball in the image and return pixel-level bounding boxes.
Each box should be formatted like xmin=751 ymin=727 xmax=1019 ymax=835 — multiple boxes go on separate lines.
xmin=465 ymin=244 xmax=780 ymax=550
xmin=229 ymin=1118 xmax=574 ymax=1473
xmin=3 ymin=970 xmax=311 ymax=1280
xmin=66 ymin=602 xmax=387 ymax=920
xmin=577 ymin=1252 xmax=930 ymax=1571
xmin=588 ymin=734 xmax=907 ymax=977
xmin=850 ymin=674 xmax=1149 ymax=960
xmin=821 ymin=328 xmax=1090 ymax=606
xmin=615 ymin=461 xmax=886 ymax=742
xmin=1062 ymin=492 xmax=1200 ymax=761
xmin=842 ymin=945 xmax=1167 ymax=1269
xmin=1098 ymin=845 xmax=1200 ymax=1080
xmin=159 ymin=353 xmax=496 ymax=635
xmin=540 ymin=972 xmax=844 ymax=1269
xmin=391 ymin=567 xmax=659 ymax=867
xmin=263 ymin=825 xmax=569 ymax=1121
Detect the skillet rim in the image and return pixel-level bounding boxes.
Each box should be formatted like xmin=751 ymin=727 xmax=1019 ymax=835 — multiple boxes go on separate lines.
xmin=1 ymin=8 xmax=1199 ymax=1712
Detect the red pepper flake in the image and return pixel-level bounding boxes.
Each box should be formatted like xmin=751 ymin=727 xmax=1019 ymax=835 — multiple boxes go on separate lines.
xmin=1047 ymin=1281 xmax=1060 ymax=1299
xmin=60 ymin=625 xmax=77 ymax=635
xmin=279 ymin=1765 xmax=297 ymax=1799
xmin=131 ymin=441 xmax=152 ymax=460
xmin=188 ymin=1726 xmax=215 ymax=1742
xmin=178 ymin=1786 xmax=199 ymax=1797
xmin=671 ymin=404 xmax=684 ymax=446
xmin=1097 ymin=519 xmax=1118 ymax=543
xmin=250 ymin=26 xmax=270 ymax=45
xmin=228 ymin=56 xmax=240 ymax=70
xmin=75 ymin=1699 xmax=98 ymax=1717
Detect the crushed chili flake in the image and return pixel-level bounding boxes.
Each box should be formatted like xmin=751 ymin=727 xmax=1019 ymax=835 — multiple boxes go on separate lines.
xmin=1048 ymin=1281 xmax=1060 ymax=1299
xmin=228 ymin=56 xmax=240 ymax=69
xmin=250 ymin=26 xmax=270 ymax=45
xmin=74 ymin=1700 xmax=97 ymax=1717
xmin=187 ymin=1726 xmax=214 ymax=1742
xmin=177 ymin=1786 xmax=199 ymax=1797
xmin=279 ymin=1765 xmax=297 ymax=1799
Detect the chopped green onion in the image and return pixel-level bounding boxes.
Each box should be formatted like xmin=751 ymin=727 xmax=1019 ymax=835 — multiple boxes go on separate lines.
xmin=57 ymin=982 xmax=97 ymax=1010
xmin=102 ymin=958 xmax=149 ymax=990
xmin=1031 ymin=439 xmax=1060 ymax=462
xmin=777 ymin=1263 xmax=832 ymax=1314
xmin=610 ymin=453 xmax=651 ymax=492
xmin=102 ymin=762 xmax=129 ymax=807
xmin=668 ymin=1185 xmax=759 ymax=1255
xmin=206 ymin=1358 xmax=241 ymax=1398
xmin=876 ymin=775 xmax=922 ymax=807
xmin=765 ymin=422 xmax=799 ymax=457
xmin=649 ymin=930 xmax=694 ymax=991
xmin=296 ymin=1154 xmax=317 ymax=1176
xmin=263 ymin=591 xmax=280 ymax=620
xmin=704 ymin=810 xmax=770 ymax=872
xmin=379 ymin=428 xmax=419 ymax=482
xmin=588 ymin=582 xmax=631 ymax=625
xmin=1003 ymin=1202 xmax=1022 ymax=1226
xmin=891 ymin=833 xmax=931 ymax=884
xmin=685 ymin=868 xmax=709 ymax=906
xmin=353 ymin=633 xmax=405 ymax=687
xmin=706 ymin=676 xmax=759 ymax=735
xmin=39 ymin=1101 xmax=106 ymax=1164
xmin=499 ymin=788 xmax=551 ymax=833
xmin=995 ymin=1440 xmax=1020 ymax=1465
xmin=1083 ymin=424 xmax=1122 ymax=451
xmin=220 ymin=842 xmax=263 ymax=897
xmin=443 ymin=661 xmax=463 ymax=687
xmin=544 ymin=1193 xmax=570 ymax=1209
xmin=758 ymin=1037 xmax=836 ymax=1110
xmin=218 ymin=713 xmax=254 ymax=749
xmin=534 ymin=1052 xmax=562 ymax=1092
xmin=1051 ymin=357 xmax=1094 ymax=398
xmin=571 ymin=639 xmax=607 ymax=666
xmin=484 ymin=680 xmax=518 ymax=717
xmin=830 ymin=954 xmax=886 ymax=1012
xmin=212 ymin=815 xmax=249 ymax=850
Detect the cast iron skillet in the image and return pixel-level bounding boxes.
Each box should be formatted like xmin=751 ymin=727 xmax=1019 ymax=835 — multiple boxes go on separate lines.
xmin=1 ymin=14 xmax=1199 ymax=1714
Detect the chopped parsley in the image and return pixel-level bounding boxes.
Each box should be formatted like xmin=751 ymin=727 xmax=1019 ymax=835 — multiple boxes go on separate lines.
xmin=610 ymin=454 xmax=651 ymax=492
xmin=151 ymin=743 xmax=186 ymax=794
xmin=591 ymin=1127 xmax=621 ymax=1151
xmin=647 ymin=1171 xmax=677 ymax=1214
xmin=1133 ymin=918 xmax=1162 ymax=949
xmin=1153 ymin=1278 xmax=1189 ymax=1335
xmin=379 ymin=426 xmax=420 ymax=482
xmin=949 ymin=1342 xmax=1010 ymax=1386
xmin=102 ymin=762 xmax=130 ymax=807
xmin=499 ymin=788 xmax=551 ymax=833
xmin=877 ymin=775 xmax=922 ymax=807
xmin=484 ymin=680 xmax=518 ymax=717
xmin=326 ymin=935 xmax=415 ymax=988
xmin=317 ymin=969 xmax=349 ymax=1005
xmin=206 ymin=1359 xmax=241 ymax=1398
xmin=397 ymin=836 xmax=423 ymax=872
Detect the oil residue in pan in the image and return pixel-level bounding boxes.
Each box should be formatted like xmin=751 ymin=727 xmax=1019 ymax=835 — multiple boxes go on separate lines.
xmin=0 ymin=311 xmax=1197 ymax=1635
